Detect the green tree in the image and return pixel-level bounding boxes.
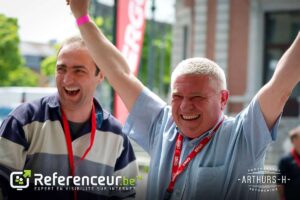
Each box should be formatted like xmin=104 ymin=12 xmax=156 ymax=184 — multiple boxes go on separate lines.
xmin=138 ymin=23 xmax=172 ymax=97
xmin=0 ymin=14 xmax=38 ymax=86
xmin=8 ymin=67 xmax=39 ymax=86
xmin=40 ymin=43 xmax=60 ymax=77
xmin=41 ymin=55 xmax=56 ymax=76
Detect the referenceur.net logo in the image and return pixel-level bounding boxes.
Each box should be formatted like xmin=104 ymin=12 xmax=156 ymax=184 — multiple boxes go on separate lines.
xmin=10 ymin=170 xmax=140 ymax=192
xmin=10 ymin=170 xmax=32 ymax=190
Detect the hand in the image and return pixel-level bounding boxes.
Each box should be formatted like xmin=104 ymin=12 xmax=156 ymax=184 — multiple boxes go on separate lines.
xmin=67 ymin=0 xmax=90 ymax=19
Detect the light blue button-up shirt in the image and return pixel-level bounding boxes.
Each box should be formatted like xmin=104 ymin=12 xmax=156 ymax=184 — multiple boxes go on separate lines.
xmin=124 ymin=88 xmax=279 ymax=200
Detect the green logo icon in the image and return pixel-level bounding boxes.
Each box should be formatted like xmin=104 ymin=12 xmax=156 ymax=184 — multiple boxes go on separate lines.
xmin=10 ymin=170 xmax=31 ymax=190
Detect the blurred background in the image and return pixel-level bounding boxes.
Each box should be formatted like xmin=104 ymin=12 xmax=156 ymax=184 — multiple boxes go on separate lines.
xmin=1 ymin=0 xmax=300 ymax=199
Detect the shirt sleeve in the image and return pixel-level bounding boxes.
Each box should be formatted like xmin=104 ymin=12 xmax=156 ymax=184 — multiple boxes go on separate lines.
xmin=112 ymin=134 xmax=138 ymax=199
xmin=0 ymin=115 xmax=28 ymax=198
xmin=0 ymin=115 xmax=28 ymax=171
xmin=123 ymin=88 xmax=167 ymax=153
xmin=238 ymin=95 xmax=280 ymax=160
xmin=114 ymin=134 xmax=138 ymax=177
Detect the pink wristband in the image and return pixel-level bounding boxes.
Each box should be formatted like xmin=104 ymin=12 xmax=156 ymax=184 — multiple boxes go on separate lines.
xmin=76 ymin=15 xmax=90 ymax=26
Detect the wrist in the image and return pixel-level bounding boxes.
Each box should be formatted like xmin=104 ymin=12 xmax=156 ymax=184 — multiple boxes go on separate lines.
xmin=76 ymin=14 xmax=90 ymax=26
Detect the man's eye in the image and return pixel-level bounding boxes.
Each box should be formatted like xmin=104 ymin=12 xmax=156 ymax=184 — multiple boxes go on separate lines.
xmin=192 ymin=96 xmax=205 ymax=101
xmin=56 ymin=67 xmax=65 ymax=73
xmin=75 ymin=69 xmax=85 ymax=73
xmin=172 ymin=95 xmax=182 ymax=100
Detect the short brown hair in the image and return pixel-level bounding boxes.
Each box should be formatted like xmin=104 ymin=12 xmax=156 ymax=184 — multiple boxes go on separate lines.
xmin=58 ymin=35 xmax=100 ymax=76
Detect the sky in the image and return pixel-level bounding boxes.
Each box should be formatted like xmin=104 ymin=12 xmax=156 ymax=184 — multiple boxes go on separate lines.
xmin=0 ymin=0 xmax=175 ymax=43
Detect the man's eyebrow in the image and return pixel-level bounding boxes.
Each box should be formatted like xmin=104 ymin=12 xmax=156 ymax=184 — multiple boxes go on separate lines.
xmin=56 ymin=64 xmax=66 ymax=68
xmin=73 ymin=65 xmax=86 ymax=69
xmin=56 ymin=64 xmax=86 ymax=69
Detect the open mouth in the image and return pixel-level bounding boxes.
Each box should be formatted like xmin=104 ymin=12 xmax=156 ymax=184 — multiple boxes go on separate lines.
xmin=64 ymin=87 xmax=80 ymax=96
xmin=181 ymin=114 xmax=200 ymax=121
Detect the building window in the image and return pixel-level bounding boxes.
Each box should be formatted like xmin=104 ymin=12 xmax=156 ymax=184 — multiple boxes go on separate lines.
xmin=264 ymin=10 xmax=300 ymax=116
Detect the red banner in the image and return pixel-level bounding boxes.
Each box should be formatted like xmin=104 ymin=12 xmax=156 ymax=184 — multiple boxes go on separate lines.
xmin=114 ymin=0 xmax=147 ymax=124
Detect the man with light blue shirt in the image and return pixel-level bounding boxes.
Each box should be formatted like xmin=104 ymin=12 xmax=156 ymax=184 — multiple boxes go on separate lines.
xmin=68 ymin=0 xmax=300 ymax=199
xmin=123 ymin=59 xmax=278 ymax=200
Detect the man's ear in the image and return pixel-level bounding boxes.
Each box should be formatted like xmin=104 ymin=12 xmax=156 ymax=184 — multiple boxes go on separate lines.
xmin=97 ymin=70 xmax=104 ymax=83
xmin=220 ymin=90 xmax=229 ymax=111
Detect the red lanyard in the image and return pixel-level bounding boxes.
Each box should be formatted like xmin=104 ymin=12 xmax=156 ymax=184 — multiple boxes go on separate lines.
xmin=166 ymin=117 xmax=224 ymax=193
xmin=291 ymin=148 xmax=300 ymax=168
xmin=61 ymin=103 xmax=96 ymax=200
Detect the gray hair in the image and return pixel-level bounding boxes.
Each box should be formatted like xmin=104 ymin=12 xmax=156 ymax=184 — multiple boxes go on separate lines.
xmin=171 ymin=57 xmax=227 ymax=90
xmin=289 ymin=126 xmax=300 ymax=141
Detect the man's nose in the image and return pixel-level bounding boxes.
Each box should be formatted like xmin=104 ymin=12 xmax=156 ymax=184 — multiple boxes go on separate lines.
xmin=63 ymin=71 xmax=74 ymax=85
xmin=180 ymin=98 xmax=193 ymax=111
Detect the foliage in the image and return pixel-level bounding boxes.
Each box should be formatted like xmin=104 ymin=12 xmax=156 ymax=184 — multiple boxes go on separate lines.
xmin=0 ymin=14 xmax=38 ymax=86
xmin=41 ymin=55 xmax=57 ymax=76
xmin=138 ymin=23 xmax=172 ymax=96
xmin=8 ymin=67 xmax=39 ymax=86
xmin=94 ymin=16 xmax=113 ymax=42
xmin=40 ymin=44 xmax=60 ymax=77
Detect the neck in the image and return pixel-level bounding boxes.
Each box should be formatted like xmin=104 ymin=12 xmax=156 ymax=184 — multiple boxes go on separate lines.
xmin=61 ymin=102 xmax=93 ymax=123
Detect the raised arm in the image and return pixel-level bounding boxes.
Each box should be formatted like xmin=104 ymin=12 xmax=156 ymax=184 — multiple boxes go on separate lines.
xmin=68 ymin=0 xmax=144 ymax=111
xmin=257 ymin=32 xmax=300 ymax=129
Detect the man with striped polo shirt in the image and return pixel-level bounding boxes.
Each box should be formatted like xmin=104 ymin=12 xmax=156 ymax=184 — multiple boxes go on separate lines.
xmin=0 ymin=36 xmax=138 ymax=199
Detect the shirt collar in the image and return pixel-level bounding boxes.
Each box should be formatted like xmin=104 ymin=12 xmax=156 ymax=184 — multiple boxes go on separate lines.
xmin=47 ymin=93 xmax=60 ymax=108
xmin=47 ymin=93 xmax=107 ymax=121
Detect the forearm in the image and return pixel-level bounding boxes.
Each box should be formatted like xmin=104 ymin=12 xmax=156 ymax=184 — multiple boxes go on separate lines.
xmin=70 ymin=1 xmax=144 ymax=111
xmin=78 ymin=21 xmax=131 ymax=77
xmin=258 ymin=32 xmax=300 ymax=129
xmin=272 ymin=32 xmax=300 ymax=90
xmin=79 ymin=21 xmax=143 ymax=111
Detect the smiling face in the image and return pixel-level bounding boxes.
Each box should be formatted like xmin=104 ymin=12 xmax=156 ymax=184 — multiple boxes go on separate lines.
xmin=171 ymin=74 xmax=228 ymax=138
xmin=56 ymin=42 xmax=103 ymax=112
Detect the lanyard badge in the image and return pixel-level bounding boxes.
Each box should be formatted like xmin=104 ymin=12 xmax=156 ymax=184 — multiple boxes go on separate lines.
xmin=61 ymin=103 xmax=97 ymax=176
xmin=60 ymin=103 xmax=97 ymax=200
xmin=164 ymin=117 xmax=224 ymax=199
